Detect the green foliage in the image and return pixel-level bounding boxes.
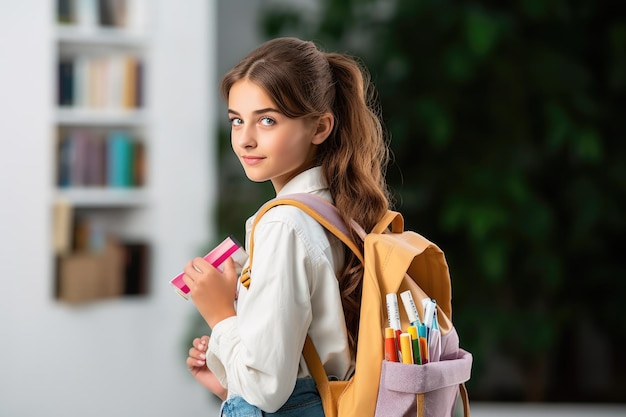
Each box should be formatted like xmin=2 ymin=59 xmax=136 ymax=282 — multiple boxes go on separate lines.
xmin=251 ymin=0 xmax=626 ymax=401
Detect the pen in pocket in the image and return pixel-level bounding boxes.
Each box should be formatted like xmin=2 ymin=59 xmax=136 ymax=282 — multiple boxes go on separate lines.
xmin=384 ymin=327 xmax=399 ymax=362
xmin=407 ymin=325 xmax=422 ymax=365
xmin=400 ymin=290 xmax=421 ymax=328
xmin=399 ymin=333 xmax=413 ymax=364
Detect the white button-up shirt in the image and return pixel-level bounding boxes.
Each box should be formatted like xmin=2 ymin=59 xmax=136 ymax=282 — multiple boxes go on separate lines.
xmin=206 ymin=167 xmax=353 ymax=412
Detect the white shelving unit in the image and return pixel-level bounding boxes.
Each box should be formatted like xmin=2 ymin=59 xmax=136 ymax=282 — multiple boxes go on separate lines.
xmin=56 ymin=25 xmax=148 ymax=46
xmin=55 ymin=187 xmax=147 ymax=207
xmin=53 ymin=0 xmax=153 ymax=301
xmin=0 ymin=1 xmax=219 ymax=415
xmin=56 ymin=107 xmax=147 ymax=125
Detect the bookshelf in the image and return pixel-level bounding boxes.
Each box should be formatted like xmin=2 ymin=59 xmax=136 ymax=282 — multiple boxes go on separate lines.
xmin=53 ymin=0 xmax=151 ymax=302
xmin=1 ymin=1 xmax=217 ymax=415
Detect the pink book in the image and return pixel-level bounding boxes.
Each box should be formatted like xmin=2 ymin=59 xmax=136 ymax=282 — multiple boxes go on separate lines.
xmin=170 ymin=235 xmax=248 ymax=300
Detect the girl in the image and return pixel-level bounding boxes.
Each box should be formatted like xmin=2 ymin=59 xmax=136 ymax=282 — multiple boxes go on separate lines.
xmin=182 ymin=37 xmax=391 ymax=416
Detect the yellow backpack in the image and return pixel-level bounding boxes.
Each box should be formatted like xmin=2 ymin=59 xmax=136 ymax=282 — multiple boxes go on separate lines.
xmin=240 ymin=193 xmax=472 ymax=417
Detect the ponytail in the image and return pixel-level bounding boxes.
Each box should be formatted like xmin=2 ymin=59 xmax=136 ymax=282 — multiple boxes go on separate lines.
xmin=318 ymin=53 xmax=391 ymax=353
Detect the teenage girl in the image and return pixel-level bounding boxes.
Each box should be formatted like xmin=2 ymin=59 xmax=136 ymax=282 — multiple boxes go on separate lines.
xmin=182 ymin=37 xmax=391 ymax=416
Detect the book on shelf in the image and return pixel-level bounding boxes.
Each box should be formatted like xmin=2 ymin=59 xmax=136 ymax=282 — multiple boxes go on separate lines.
xmin=57 ymin=129 xmax=144 ymax=188
xmin=122 ymin=242 xmax=150 ymax=295
xmin=107 ymin=130 xmax=133 ymax=187
xmin=99 ymin=0 xmax=129 ymax=28
xmin=53 ymin=199 xmax=73 ymax=256
xmin=57 ymin=54 xmax=143 ymax=110
xmin=57 ymin=0 xmax=75 ymax=24
xmin=57 ymin=0 xmax=145 ymax=31
xmin=58 ymin=59 xmax=74 ymax=106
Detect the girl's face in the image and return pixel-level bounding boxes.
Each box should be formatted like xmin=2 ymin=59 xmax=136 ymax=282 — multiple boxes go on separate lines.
xmin=228 ymin=79 xmax=331 ymax=193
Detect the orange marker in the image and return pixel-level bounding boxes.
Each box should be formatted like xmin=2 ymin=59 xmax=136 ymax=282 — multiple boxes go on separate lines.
xmin=400 ymin=333 xmax=413 ymax=364
xmin=384 ymin=327 xmax=399 ymax=362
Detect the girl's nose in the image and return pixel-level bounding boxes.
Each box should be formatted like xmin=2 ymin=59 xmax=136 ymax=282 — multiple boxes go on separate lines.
xmin=235 ymin=126 xmax=256 ymax=148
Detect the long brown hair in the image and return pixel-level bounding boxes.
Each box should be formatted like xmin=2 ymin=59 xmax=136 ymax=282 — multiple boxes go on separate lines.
xmin=221 ymin=37 xmax=391 ymax=354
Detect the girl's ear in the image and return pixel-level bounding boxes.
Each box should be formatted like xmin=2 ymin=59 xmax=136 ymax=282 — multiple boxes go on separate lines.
xmin=311 ymin=113 xmax=334 ymax=145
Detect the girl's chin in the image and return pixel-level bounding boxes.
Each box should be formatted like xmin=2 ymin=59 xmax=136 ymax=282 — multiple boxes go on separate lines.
xmin=243 ymin=172 xmax=270 ymax=183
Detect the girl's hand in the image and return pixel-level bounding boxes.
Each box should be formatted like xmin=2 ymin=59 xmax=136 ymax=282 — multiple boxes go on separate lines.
xmin=182 ymin=257 xmax=238 ymax=328
xmin=186 ymin=336 xmax=227 ymax=401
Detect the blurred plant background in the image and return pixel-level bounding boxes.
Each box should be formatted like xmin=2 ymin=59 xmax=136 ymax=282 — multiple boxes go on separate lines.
xmin=212 ymin=0 xmax=626 ymax=403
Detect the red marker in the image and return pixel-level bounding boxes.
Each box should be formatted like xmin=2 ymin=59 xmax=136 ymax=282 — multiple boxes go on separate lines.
xmin=384 ymin=327 xmax=399 ymax=362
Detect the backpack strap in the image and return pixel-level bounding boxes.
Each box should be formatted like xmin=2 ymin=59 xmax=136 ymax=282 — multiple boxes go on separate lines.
xmin=460 ymin=382 xmax=471 ymax=417
xmin=240 ymin=193 xmax=363 ymax=289
xmin=372 ymin=210 xmax=404 ymax=234
xmin=237 ymin=193 xmax=361 ymax=404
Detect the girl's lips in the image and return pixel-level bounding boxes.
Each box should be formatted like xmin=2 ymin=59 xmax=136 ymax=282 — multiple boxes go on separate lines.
xmin=241 ymin=155 xmax=264 ymax=165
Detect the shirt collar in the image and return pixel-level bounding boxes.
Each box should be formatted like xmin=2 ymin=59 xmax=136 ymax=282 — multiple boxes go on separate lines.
xmin=277 ymin=166 xmax=328 ymax=197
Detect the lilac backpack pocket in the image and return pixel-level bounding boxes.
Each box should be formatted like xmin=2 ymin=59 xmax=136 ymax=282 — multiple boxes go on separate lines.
xmin=374 ymin=328 xmax=473 ymax=417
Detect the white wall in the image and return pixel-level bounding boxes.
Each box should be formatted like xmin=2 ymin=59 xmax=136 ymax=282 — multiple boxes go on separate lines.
xmin=0 ymin=1 xmax=221 ymax=416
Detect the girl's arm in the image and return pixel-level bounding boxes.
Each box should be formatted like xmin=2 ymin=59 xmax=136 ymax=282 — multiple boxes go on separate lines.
xmin=206 ymin=212 xmax=327 ymax=412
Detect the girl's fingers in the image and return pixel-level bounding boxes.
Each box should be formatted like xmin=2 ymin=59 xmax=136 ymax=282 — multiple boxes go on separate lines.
xmin=188 ymin=336 xmax=210 ymax=362
xmin=194 ymin=336 xmax=208 ymax=351
xmin=183 ymin=261 xmax=197 ymax=278
xmin=187 ymin=335 xmax=211 ymax=371
xmin=187 ymin=355 xmax=205 ymax=368
xmin=188 ymin=346 xmax=206 ymax=359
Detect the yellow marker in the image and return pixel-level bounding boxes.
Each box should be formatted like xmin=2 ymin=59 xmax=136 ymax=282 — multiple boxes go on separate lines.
xmin=399 ymin=333 xmax=413 ymax=364
xmin=407 ymin=326 xmax=422 ymax=365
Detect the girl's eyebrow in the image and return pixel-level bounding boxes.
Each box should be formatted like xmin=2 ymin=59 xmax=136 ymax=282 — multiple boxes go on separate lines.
xmin=227 ymin=107 xmax=281 ymax=115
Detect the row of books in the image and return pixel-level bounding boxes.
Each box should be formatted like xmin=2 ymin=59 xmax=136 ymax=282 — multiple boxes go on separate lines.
xmin=58 ymin=54 xmax=144 ymax=109
xmin=57 ymin=0 xmax=145 ymax=30
xmin=57 ymin=129 xmax=145 ymax=188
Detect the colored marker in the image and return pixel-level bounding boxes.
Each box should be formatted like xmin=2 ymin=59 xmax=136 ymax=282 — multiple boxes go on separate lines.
xmin=432 ymin=301 xmax=439 ymax=331
xmin=407 ymin=325 xmax=422 ymax=365
xmin=422 ymin=298 xmax=436 ymax=331
xmin=418 ymin=324 xmax=429 ymax=364
xmin=384 ymin=327 xmax=399 ymax=362
xmin=422 ymin=298 xmax=436 ymax=342
xmin=400 ymin=333 xmax=414 ymax=364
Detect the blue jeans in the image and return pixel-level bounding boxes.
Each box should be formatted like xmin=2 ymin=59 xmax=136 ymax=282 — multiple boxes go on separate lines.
xmin=220 ymin=378 xmax=324 ymax=417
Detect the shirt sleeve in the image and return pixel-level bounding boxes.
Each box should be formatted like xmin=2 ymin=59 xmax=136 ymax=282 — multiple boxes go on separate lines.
xmin=206 ymin=210 xmax=322 ymax=412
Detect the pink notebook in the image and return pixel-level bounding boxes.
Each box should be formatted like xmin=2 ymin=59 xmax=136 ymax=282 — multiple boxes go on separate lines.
xmin=170 ymin=235 xmax=248 ymax=300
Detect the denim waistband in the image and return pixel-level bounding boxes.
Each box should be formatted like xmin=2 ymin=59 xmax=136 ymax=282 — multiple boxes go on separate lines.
xmin=220 ymin=378 xmax=323 ymax=417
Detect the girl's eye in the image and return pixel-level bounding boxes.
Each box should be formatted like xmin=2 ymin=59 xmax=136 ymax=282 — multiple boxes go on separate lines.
xmin=230 ymin=117 xmax=243 ymax=126
xmin=260 ymin=116 xmax=275 ymax=126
